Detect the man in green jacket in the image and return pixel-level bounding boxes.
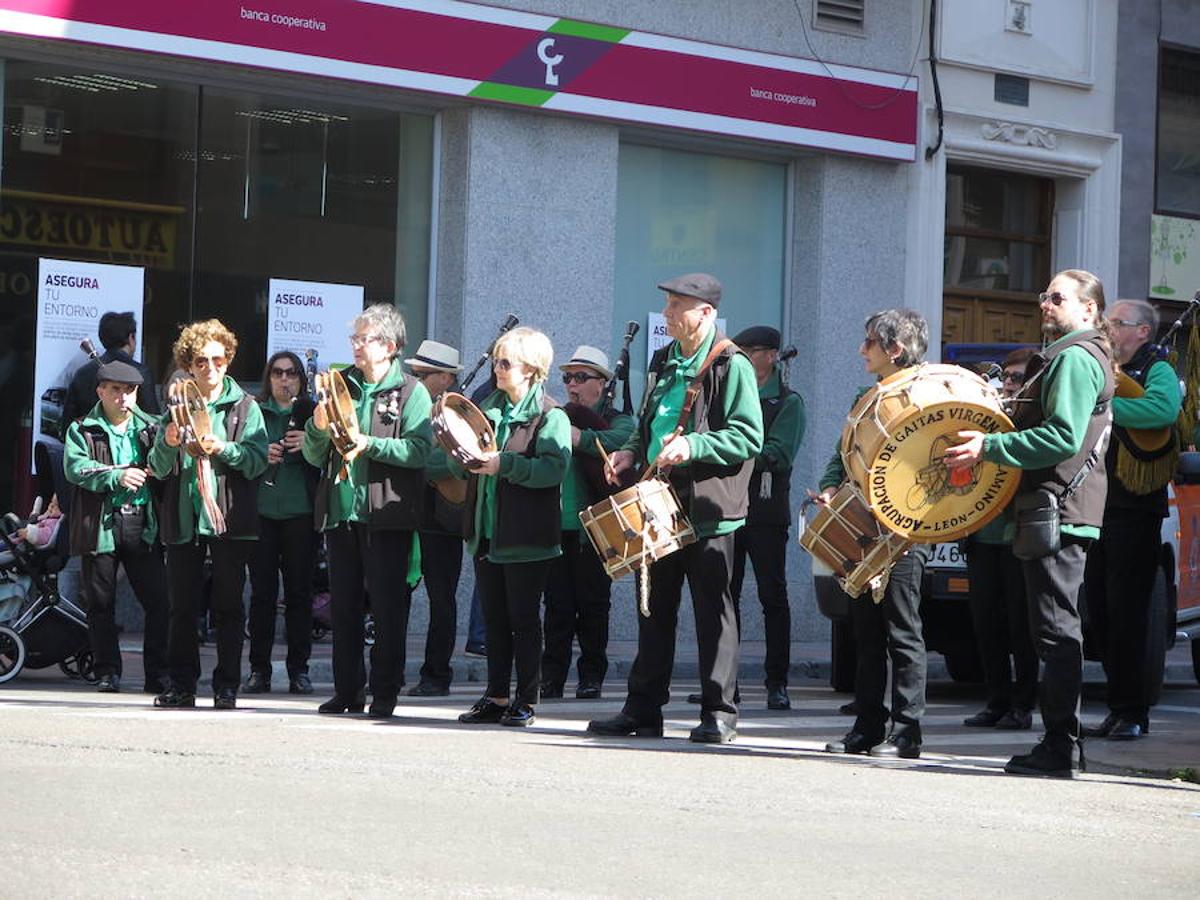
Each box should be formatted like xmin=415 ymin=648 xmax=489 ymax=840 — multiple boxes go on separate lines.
xmin=541 ymin=345 xmax=635 ymax=700
xmin=947 ymin=268 xmax=1115 ymax=778
xmin=1082 ymin=298 xmax=1181 ymax=741
xmin=64 ymin=360 xmax=168 ymax=694
xmin=588 ymin=273 xmax=764 ymax=744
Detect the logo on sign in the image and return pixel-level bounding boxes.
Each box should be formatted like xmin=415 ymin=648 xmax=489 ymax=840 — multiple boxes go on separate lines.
xmin=537 ymin=37 xmax=564 ymax=87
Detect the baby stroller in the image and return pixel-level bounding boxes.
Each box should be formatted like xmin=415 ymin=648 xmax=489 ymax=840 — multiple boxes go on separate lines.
xmin=0 ymin=442 xmax=93 ymax=685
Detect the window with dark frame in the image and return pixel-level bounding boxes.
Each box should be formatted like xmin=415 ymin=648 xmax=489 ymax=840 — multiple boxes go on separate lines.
xmin=1156 ymin=47 xmax=1200 ymax=219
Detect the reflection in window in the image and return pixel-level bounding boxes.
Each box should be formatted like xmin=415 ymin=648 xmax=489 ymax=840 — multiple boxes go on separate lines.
xmin=1157 ymin=49 xmax=1200 ymax=217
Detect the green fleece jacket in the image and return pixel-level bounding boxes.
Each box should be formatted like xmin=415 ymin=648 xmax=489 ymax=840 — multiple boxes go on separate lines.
xmin=560 ymin=404 xmax=635 ymax=530
xmin=756 ymin=369 xmax=805 ymax=472
xmin=64 ymin=404 xmax=159 ymax=553
xmin=257 ymin=398 xmax=314 ymax=521
xmin=148 ymin=376 xmax=268 ymax=542
xmin=981 ymin=332 xmax=1108 ymax=539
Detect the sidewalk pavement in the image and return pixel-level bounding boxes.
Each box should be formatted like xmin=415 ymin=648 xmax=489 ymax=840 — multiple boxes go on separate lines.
xmin=96 ymin=633 xmax=1200 ymax=780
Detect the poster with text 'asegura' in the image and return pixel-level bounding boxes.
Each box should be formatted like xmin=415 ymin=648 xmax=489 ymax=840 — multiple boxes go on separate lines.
xmin=33 ymin=258 xmax=144 ymax=462
xmin=266 ymin=278 xmax=363 ymax=372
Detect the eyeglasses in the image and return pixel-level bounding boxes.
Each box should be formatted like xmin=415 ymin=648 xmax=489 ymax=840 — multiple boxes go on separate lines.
xmin=1108 ymin=318 xmax=1143 ymax=329
xmin=1001 ymin=370 xmax=1026 ymax=384
xmin=562 ymin=372 xmax=603 ymax=385
xmin=193 ymin=355 xmax=227 ymax=369
xmin=270 ymin=367 xmax=299 ymax=378
xmin=348 ymin=333 xmax=383 ymax=348
xmin=1038 ymin=290 xmax=1070 ymax=306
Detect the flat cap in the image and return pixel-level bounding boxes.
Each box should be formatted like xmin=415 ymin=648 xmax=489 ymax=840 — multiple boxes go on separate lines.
xmin=96 ymin=360 xmax=143 ymax=386
xmin=732 ymin=326 xmax=781 ymax=350
xmin=657 ymin=272 xmax=722 ymax=307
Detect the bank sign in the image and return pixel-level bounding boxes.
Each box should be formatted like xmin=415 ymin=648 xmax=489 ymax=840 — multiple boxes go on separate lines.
xmin=0 ymin=0 xmax=919 ymax=162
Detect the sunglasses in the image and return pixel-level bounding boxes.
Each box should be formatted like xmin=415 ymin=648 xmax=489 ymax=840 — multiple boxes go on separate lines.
xmin=1038 ymin=290 xmax=1070 ymax=306
xmin=1001 ymin=370 xmax=1026 ymax=384
xmin=270 ymin=366 xmax=299 ymax=378
xmin=193 ymin=355 xmax=227 ymax=369
xmin=493 ymin=358 xmax=515 ymax=371
xmin=562 ymin=372 xmax=603 ymax=385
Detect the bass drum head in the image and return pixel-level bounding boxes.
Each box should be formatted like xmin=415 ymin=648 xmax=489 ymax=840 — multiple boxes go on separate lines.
xmin=862 ymin=398 xmax=1019 ymax=542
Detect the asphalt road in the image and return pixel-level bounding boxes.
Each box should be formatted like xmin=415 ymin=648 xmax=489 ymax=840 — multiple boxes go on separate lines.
xmin=3 ymin=677 xmax=1199 ymax=898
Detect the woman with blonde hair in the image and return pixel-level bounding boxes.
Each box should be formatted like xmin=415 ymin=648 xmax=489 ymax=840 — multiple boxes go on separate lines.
xmin=451 ymin=326 xmax=571 ymax=728
xmin=149 ymin=319 xmax=268 ymax=709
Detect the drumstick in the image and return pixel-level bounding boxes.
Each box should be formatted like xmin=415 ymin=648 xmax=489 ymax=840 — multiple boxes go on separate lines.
xmin=595 ymin=438 xmax=615 ymax=481
xmin=640 ymin=426 xmax=683 ymax=483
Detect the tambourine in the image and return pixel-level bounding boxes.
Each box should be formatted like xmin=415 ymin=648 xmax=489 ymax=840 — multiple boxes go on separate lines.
xmin=314 ymin=368 xmax=362 ymax=482
xmin=167 ymin=379 xmax=218 ymax=458
xmin=431 ymin=392 xmax=495 ymax=470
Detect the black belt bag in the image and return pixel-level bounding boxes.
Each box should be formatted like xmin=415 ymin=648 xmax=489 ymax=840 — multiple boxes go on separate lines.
xmin=1012 ymin=422 xmax=1110 ymax=561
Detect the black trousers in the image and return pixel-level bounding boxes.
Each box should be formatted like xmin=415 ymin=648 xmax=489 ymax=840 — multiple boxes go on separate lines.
xmin=80 ymin=507 xmax=168 ymax=683
xmin=418 ymin=531 xmax=464 ymax=689
xmin=730 ymin=523 xmax=791 ymax=687
xmin=247 ymin=515 xmax=316 ymax=678
xmin=624 ymin=533 xmax=739 ymax=728
xmin=1021 ymin=537 xmax=1090 ymax=748
xmin=1084 ymin=511 xmax=1161 ymax=722
xmin=166 ymin=538 xmax=253 ymax=694
xmin=966 ymin=541 xmax=1038 ymax=712
xmin=326 ymin=523 xmax=413 ymax=703
xmin=542 ymin=530 xmax=611 ymax=689
xmin=851 ymin=544 xmax=930 ymax=741
xmin=475 ymin=555 xmax=550 ymax=707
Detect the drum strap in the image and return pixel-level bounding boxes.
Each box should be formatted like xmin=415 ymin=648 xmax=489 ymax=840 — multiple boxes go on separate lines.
xmin=674 ymin=338 xmax=735 ymax=435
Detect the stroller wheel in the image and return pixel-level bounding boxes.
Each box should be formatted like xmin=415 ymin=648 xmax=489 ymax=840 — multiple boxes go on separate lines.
xmin=75 ymin=650 xmax=98 ymax=684
xmin=60 ymin=658 xmax=82 ymax=680
xmin=364 ymin=614 xmax=376 ymax=647
xmin=0 ymin=625 xmax=26 ymax=684
xmin=311 ymin=624 xmax=329 ymax=641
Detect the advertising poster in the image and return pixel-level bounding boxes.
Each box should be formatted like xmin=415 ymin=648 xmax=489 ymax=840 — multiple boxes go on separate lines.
xmin=33 ymin=258 xmax=144 ymax=461
xmin=266 ymin=278 xmax=364 ymax=372
xmin=1149 ymin=214 xmax=1200 ymax=300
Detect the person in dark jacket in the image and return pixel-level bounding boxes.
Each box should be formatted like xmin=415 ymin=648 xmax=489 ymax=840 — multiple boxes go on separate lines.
xmin=61 ymin=311 xmax=160 ymax=439
xmin=303 ymin=304 xmax=432 ymax=719
xmin=63 ymin=360 xmax=167 ymax=694
xmin=148 ymin=319 xmax=269 ymax=710
xmin=452 ymin=326 xmax=571 ymax=728
xmin=587 ymin=273 xmax=764 ymax=744
xmin=947 ymin=269 xmax=1115 ymax=777
xmin=243 ymin=350 xmax=320 ymax=697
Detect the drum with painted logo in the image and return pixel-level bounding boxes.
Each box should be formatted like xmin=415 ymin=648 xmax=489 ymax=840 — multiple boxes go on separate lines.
xmin=840 ymin=364 xmax=1019 ymax=543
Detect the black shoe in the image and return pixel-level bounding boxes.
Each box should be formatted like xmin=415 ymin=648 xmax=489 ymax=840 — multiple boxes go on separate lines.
xmin=458 ymin=697 xmax=507 ymax=724
xmin=464 ymin=642 xmax=487 ymax=658
xmin=1004 ymin=741 xmax=1077 ymax=778
xmin=963 ymin=707 xmax=1007 ymax=727
xmin=289 ymin=673 xmax=314 ymax=695
xmin=367 ymin=699 xmax=395 ymax=719
xmin=1108 ymin=718 xmax=1148 ymax=741
xmin=994 ymin=708 xmax=1033 ymax=730
xmin=870 ymin=732 xmax=922 ymax=759
xmin=407 ymin=682 xmax=450 ymax=697
xmin=500 ymin=704 xmax=536 ymax=727
xmin=96 ymin=673 xmax=121 ymax=694
xmin=575 ymin=682 xmax=602 ymax=700
xmin=318 ymin=695 xmax=365 ymax=715
xmin=689 ymin=720 xmax=736 ymax=744
xmin=825 ymin=731 xmax=881 ymax=755
xmin=1081 ymin=711 xmax=1120 ymax=738
xmin=766 ymin=686 xmax=791 ymax=710
xmin=213 ymin=688 xmax=237 ymax=710
xmin=838 ymin=700 xmax=859 ymax=716
xmin=153 ymin=689 xmax=196 ymax=709
xmin=241 ymin=670 xmax=271 ymax=694
xmin=587 ymin=712 xmax=664 ymax=738
xmin=539 ymin=682 xmax=564 ymax=699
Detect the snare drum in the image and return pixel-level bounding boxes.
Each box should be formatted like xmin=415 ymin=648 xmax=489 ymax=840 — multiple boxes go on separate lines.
xmin=797 ymin=483 xmax=910 ymax=600
xmin=579 ymin=479 xmax=696 ymax=580
xmin=840 ymin=363 xmax=1019 ymax=543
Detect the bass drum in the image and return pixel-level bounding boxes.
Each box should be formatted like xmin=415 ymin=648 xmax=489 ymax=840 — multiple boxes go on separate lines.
xmin=840 ymin=363 xmax=1020 ymax=543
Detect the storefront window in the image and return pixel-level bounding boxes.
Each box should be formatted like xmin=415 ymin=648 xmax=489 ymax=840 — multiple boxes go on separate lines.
xmin=613 ymin=143 xmax=786 ymax=380
xmin=1157 ymin=48 xmax=1200 ymax=218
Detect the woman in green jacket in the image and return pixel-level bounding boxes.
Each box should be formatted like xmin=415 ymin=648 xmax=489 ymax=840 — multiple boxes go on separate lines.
xmin=243 ymin=350 xmax=319 ymax=696
xmin=454 ymin=327 xmax=571 ymax=728
xmin=149 ymin=319 xmax=268 ymax=710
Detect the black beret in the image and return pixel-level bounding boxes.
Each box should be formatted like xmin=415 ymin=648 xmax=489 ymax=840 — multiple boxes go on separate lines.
xmin=96 ymin=360 xmax=143 ymax=386
xmin=732 ymin=326 xmax=781 ymax=350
